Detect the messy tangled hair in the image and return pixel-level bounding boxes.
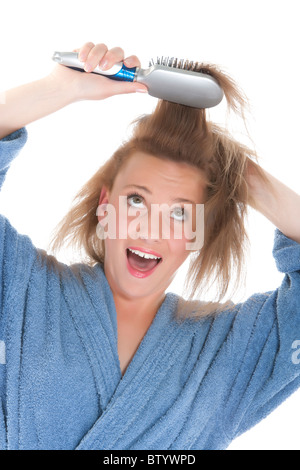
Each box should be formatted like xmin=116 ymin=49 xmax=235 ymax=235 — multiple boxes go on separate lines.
xmin=49 ymin=64 xmax=267 ymax=317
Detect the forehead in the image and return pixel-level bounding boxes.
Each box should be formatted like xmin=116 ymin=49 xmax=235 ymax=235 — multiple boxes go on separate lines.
xmin=114 ymin=152 xmax=206 ymax=198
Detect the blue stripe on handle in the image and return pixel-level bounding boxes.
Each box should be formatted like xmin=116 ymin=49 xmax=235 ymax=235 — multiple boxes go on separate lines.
xmin=109 ymin=64 xmax=136 ymax=82
xmin=68 ymin=64 xmax=136 ymax=82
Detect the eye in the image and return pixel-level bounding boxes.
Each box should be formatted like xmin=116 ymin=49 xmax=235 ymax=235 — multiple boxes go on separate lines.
xmin=127 ymin=192 xmax=146 ymax=208
xmin=171 ymin=206 xmax=187 ymax=222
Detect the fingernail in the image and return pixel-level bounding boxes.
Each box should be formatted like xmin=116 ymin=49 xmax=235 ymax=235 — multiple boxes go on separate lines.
xmin=99 ymin=60 xmax=108 ymax=71
xmin=84 ymin=63 xmax=92 ymax=72
xmin=136 ymin=87 xmax=148 ymax=93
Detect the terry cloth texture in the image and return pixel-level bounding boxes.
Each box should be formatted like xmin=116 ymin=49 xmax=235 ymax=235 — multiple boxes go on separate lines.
xmin=0 ymin=128 xmax=300 ymax=450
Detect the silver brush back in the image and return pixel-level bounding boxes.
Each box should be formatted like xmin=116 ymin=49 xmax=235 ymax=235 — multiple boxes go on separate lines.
xmin=52 ymin=51 xmax=224 ymax=109
xmin=138 ymin=56 xmax=224 ymax=108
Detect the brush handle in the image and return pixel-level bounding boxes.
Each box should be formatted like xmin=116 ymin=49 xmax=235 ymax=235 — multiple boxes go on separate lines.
xmin=52 ymin=51 xmax=137 ymax=82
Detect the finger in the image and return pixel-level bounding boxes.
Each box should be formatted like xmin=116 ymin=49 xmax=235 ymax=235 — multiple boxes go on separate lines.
xmin=77 ymin=42 xmax=96 ymax=63
xmin=99 ymin=47 xmax=125 ymax=70
xmin=84 ymin=43 xmax=108 ymax=72
xmin=124 ymin=55 xmax=142 ymax=69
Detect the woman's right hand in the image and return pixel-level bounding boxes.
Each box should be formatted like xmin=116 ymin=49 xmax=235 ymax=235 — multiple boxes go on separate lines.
xmin=0 ymin=42 xmax=148 ymax=140
xmin=48 ymin=42 xmax=148 ymax=102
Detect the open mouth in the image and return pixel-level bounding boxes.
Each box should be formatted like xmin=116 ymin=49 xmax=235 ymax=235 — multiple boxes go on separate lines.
xmin=126 ymin=248 xmax=162 ymax=277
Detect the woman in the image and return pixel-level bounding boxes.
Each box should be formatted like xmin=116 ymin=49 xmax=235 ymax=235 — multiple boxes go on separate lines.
xmin=0 ymin=42 xmax=299 ymax=450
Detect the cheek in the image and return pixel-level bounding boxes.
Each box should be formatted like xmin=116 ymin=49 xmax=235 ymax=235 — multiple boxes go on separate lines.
xmin=111 ymin=196 xmax=141 ymax=239
xmin=167 ymin=239 xmax=190 ymax=265
xmin=104 ymin=196 xmax=128 ymax=240
xmin=170 ymin=217 xmax=197 ymax=245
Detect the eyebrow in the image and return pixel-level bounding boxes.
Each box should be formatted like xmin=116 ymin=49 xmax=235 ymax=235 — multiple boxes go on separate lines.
xmin=123 ymin=184 xmax=196 ymax=205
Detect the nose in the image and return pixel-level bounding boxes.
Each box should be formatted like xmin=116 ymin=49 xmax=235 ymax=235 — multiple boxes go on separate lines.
xmin=150 ymin=209 xmax=168 ymax=241
xmin=128 ymin=206 xmax=168 ymax=242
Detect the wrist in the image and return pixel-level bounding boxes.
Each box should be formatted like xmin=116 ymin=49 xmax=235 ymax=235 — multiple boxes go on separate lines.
xmin=45 ymin=66 xmax=82 ymax=105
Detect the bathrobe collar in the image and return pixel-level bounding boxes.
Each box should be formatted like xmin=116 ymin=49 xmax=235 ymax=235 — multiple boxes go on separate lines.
xmin=62 ymin=263 xmax=188 ymax=450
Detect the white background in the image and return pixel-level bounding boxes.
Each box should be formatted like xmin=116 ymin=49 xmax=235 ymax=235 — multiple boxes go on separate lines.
xmin=0 ymin=0 xmax=299 ymax=450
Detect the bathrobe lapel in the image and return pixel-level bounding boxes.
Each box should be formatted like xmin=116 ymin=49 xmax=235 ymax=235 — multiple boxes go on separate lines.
xmin=76 ymin=290 xmax=186 ymax=450
xmin=61 ymin=264 xmax=122 ymax=412
xmin=61 ymin=264 xmax=187 ymax=450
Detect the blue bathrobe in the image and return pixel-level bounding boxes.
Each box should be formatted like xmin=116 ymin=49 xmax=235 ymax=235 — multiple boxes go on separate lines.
xmin=0 ymin=128 xmax=300 ymax=450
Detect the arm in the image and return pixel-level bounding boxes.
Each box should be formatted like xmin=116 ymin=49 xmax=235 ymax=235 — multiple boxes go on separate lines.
xmin=246 ymin=162 xmax=300 ymax=244
xmin=0 ymin=42 xmax=147 ymax=140
xmin=0 ymin=76 xmax=76 ymax=140
xmin=220 ymin=162 xmax=300 ymax=442
xmin=222 ymin=221 xmax=300 ymax=443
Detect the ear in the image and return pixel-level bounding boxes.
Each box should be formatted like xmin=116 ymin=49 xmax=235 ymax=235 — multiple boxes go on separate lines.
xmin=97 ymin=186 xmax=109 ymax=223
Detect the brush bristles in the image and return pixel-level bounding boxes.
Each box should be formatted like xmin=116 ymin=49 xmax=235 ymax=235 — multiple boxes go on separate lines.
xmin=149 ymin=56 xmax=210 ymax=74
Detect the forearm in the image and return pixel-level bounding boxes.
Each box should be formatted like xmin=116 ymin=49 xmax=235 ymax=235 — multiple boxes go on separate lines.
xmin=247 ymin=163 xmax=300 ymax=243
xmin=0 ymin=74 xmax=76 ymax=140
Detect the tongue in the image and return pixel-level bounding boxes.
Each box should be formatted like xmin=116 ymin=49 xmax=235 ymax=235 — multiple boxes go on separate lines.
xmin=127 ymin=250 xmax=158 ymax=272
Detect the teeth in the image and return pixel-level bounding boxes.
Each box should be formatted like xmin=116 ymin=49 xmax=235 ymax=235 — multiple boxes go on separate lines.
xmin=128 ymin=248 xmax=161 ymax=260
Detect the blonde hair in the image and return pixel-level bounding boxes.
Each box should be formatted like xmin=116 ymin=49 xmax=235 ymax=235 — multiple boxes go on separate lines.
xmin=48 ymin=63 xmax=268 ymax=318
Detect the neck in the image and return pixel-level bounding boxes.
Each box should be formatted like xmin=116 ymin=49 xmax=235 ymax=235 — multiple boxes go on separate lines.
xmin=113 ymin=290 xmax=166 ymax=322
xmin=103 ymin=262 xmax=166 ymax=322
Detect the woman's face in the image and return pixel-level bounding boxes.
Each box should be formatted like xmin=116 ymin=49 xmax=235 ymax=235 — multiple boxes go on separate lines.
xmin=97 ymin=152 xmax=206 ymax=302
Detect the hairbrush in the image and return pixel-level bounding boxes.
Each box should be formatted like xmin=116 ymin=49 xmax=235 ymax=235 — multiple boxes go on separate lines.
xmin=52 ymin=51 xmax=224 ymax=109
